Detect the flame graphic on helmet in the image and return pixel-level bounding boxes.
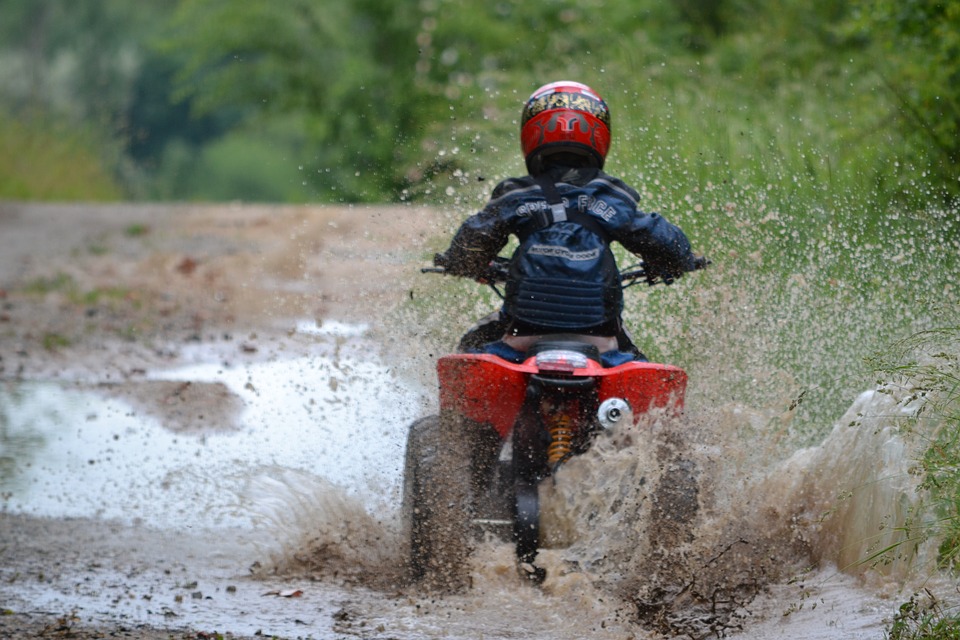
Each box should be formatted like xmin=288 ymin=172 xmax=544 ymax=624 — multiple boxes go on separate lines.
xmin=520 ymin=81 xmax=611 ymax=172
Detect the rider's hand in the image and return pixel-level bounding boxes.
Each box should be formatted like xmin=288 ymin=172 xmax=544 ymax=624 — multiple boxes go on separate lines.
xmin=478 ymin=257 xmax=509 ymax=285
xmin=645 ymin=263 xmax=682 ymax=286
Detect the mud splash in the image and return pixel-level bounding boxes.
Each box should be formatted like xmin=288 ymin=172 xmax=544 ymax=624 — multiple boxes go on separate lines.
xmin=527 ymin=376 xmax=953 ymax=638
xmin=247 ymin=371 xmax=946 ymax=639
xmin=536 ymin=410 xmax=782 ymax=638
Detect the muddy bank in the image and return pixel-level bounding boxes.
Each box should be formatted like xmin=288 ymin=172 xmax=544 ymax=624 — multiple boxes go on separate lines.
xmin=0 ymin=200 xmax=444 ymax=442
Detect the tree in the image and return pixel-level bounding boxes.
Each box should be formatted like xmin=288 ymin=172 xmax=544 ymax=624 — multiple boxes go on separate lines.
xmin=162 ymin=0 xmax=701 ymax=201
xmin=165 ymin=0 xmax=428 ymax=200
xmin=0 ymin=0 xmax=168 ymax=123
xmin=845 ymin=0 xmax=960 ymax=203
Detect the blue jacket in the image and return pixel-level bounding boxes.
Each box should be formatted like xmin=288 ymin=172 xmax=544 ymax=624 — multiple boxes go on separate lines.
xmin=438 ymin=166 xmax=697 ymax=335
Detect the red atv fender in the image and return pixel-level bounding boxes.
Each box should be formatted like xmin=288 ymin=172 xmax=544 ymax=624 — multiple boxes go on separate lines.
xmin=438 ymin=353 xmax=688 ymax=439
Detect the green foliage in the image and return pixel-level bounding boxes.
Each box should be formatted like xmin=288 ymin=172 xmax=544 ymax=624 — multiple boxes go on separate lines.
xmin=124 ymin=51 xmax=244 ymax=167
xmin=843 ymin=0 xmax=960 ymax=204
xmin=0 ymin=0 xmax=168 ymax=200
xmin=906 ymin=329 xmax=960 ymax=572
xmin=162 ymin=0 xmax=426 ymax=201
xmin=603 ymin=41 xmax=960 ymax=434
xmin=148 ymin=123 xmax=313 ymax=202
xmin=0 ymin=0 xmax=168 ymax=122
xmin=0 ymin=0 xmax=956 ymax=207
xmin=887 ymin=591 xmax=960 ymax=640
xmin=153 ymin=0 xmax=955 ymax=209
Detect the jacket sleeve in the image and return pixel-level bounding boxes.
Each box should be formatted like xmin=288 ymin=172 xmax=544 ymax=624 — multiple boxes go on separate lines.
xmin=615 ymin=211 xmax=698 ymax=277
xmin=436 ymin=197 xmax=513 ymax=278
xmin=593 ymin=173 xmax=697 ymax=277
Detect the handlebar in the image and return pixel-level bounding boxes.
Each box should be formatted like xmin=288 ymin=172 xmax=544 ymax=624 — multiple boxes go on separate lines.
xmin=424 ymin=255 xmax=709 ymax=297
xmin=621 ymin=255 xmax=711 ymax=287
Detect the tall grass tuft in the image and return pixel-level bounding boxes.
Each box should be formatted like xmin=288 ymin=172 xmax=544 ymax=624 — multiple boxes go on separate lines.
xmin=886 ymin=590 xmax=960 ymax=640
xmin=868 ymin=326 xmax=960 ymax=639
xmin=869 ymin=326 xmax=960 ymax=570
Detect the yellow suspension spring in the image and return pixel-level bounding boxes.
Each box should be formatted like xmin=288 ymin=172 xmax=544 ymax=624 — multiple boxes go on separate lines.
xmin=546 ymin=413 xmax=576 ymax=466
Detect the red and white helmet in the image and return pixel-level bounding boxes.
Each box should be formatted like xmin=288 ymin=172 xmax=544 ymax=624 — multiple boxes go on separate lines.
xmin=520 ymin=80 xmax=611 ymax=174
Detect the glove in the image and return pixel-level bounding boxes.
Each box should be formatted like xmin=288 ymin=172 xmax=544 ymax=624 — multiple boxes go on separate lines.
xmin=645 ymin=263 xmax=682 ymax=286
xmin=692 ymin=255 xmax=711 ymax=271
xmin=433 ymin=252 xmax=473 ymax=278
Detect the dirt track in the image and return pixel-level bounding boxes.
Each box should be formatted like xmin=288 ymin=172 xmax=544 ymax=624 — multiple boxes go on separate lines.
xmin=0 ymin=202 xmax=448 ymax=377
xmin=0 ymin=201 xmax=447 ymax=639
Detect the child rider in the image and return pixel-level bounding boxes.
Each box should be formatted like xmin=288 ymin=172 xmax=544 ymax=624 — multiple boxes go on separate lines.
xmin=434 ymin=80 xmax=706 ymax=367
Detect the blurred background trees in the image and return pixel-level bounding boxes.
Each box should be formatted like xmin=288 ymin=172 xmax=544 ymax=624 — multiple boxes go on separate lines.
xmin=0 ymin=0 xmax=956 ymax=208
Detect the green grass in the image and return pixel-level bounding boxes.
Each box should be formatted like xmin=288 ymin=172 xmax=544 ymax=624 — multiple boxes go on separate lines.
xmin=404 ymin=41 xmax=960 ymax=448
xmin=21 ymin=272 xmax=136 ymax=308
xmin=407 ymin=181 xmax=959 ymax=447
xmin=887 ymin=591 xmax=960 ymax=640
xmin=22 ymin=273 xmax=73 ymax=295
xmin=40 ymin=332 xmax=71 ymax=351
xmin=0 ymin=110 xmax=122 ymax=202
xmin=124 ymin=223 xmax=150 ymax=237
xmin=869 ymin=327 xmax=960 ymax=569
xmin=862 ymin=326 xmax=960 ymax=639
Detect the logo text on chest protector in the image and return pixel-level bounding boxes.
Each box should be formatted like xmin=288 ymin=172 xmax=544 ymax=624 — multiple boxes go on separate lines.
xmin=576 ymin=195 xmax=616 ymax=221
xmin=527 ymin=245 xmax=601 ymax=261
xmin=517 ymin=200 xmax=554 ymax=217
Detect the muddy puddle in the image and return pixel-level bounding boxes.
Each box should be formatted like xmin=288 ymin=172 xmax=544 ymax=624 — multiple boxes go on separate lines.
xmin=0 ymin=321 xmax=951 ymax=639
xmin=1 ymin=321 xmax=425 ymax=529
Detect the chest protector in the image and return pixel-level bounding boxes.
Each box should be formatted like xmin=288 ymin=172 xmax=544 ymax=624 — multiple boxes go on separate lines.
xmin=505 ymin=175 xmax=622 ymax=335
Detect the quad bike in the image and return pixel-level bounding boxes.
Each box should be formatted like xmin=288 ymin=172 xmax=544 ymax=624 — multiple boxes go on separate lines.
xmin=402 ymin=258 xmax=706 ymax=588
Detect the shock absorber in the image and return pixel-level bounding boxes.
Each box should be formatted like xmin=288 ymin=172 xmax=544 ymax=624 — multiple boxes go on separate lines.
xmin=546 ymin=410 xmax=576 ymax=467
